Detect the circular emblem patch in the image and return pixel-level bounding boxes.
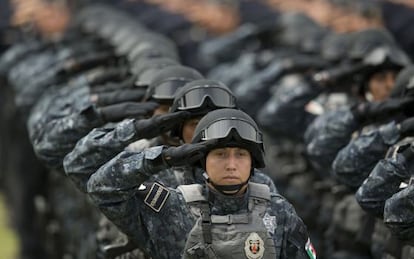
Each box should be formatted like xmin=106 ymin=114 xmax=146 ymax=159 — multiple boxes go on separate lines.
xmin=244 ymin=232 xmax=265 ymax=259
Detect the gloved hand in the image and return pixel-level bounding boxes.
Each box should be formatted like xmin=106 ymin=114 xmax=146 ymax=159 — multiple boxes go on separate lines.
xmin=397 ymin=144 xmax=414 ymax=161
xmin=134 ymin=111 xmax=190 ymax=139
xmin=162 ymin=140 xmax=219 ymax=167
xmin=399 ymin=117 xmax=414 ymax=138
xmin=351 ymin=97 xmax=414 ymax=125
xmin=399 ymin=143 xmax=414 ymax=173
xmin=98 ymin=101 xmax=159 ymax=122
xmin=90 ymin=88 xmax=146 ymax=106
xmin=281 ymin=54 xmax=327 ymax=73
xmin=311 ymin=62 xmax=366 ymax=89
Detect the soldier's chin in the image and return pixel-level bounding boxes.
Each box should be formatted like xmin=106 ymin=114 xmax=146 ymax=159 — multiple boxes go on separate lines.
xmin=221 ymin=178 xmax=241 ymax=185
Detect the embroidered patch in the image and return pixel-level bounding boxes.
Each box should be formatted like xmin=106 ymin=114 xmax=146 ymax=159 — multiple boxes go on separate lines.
xmin=144 ymin=182 xmax=170 ymax=212
xmin=244 ymin=232 xmax=265 ymax=259
xmin=305 ymin=238 xmax=317 ymax=259
xmin=262 ymin=212 xmax=277 ymax=235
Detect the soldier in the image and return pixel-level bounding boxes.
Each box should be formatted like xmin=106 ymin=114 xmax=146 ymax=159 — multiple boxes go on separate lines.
xmin=304 ymin=28 xmax=411 ymax=174
xmin=383 ymin=144 xmax=414 ymax=241
xmin=333 ymin=65 xmax=414 ymax=189
xmin=86 ymin=108 xmax=314 ymax=259
xmin=28 ymin=64 xmax=193 ymax=170
xmin=379 ymin=143 xmax=414 ymax=258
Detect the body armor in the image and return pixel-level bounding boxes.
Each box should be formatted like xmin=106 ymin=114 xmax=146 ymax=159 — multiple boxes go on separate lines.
xmin=179 ymin=182 xmax=281 ymax=259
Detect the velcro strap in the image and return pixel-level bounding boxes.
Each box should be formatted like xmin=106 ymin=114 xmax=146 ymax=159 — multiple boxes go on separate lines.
xmin=178 ymin=184 xmax=206 ymax=203
xmin=210 ymin=214 xmax=249 ymax=224
xmin=248 ymin=182 xmax=271 ymax=201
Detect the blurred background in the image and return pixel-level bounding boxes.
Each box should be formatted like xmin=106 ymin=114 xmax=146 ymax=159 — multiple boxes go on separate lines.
xmin=1 ymin=0 xmax=414 ymax=258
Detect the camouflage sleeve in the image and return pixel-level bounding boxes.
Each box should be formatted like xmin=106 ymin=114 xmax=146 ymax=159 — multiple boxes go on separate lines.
xmin=63 ymin=119 xmax=142 ymax=192
xmin=87 ymin=146 xmax=167 ymax=205
xmin=27 ymin=83 xmax=87 ymax=142
xmin=257 ymin=76 xmax=320 ymax=139
xmin=271 ymin=195 xmax=312 ymax=259
xmin=332 ymin=121 xmax=401 ymax=188
xmin=86 ymin=149 xmax=193 ymax=258
xmin=27 ymin=90 xmax=59 ymax=142
xmin=356 ymin=153 xmax=411 ymax=217
xmin=251 ymin=169 xmax=278 ymax=193
xmin=384 ymin=184 xmax=414 ymax=241
xmin=32 ymin=109 xmax=104 ymax=170
xmin=304 ymin=107 xmax=359 ymax=172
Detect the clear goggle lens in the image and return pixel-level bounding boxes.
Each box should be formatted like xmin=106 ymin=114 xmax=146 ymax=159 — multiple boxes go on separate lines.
xmin=178 ymin=86 xmax=236 ymax=110
xmin=201 ymin=118 xmax=263 ymax=144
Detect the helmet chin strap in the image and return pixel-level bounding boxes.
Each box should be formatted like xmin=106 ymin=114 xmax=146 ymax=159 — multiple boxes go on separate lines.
xmin=203 ymin=173 xmax=250 ymax=195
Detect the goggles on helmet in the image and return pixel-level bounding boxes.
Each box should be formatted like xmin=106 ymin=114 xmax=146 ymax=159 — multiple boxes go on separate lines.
xmin=177 ymin=86 xmax=236 ymax=110
xmin=152 ymin=78 xmax=189 ymax=100
xmin=200 ymin=118 xmax=263 ymax=146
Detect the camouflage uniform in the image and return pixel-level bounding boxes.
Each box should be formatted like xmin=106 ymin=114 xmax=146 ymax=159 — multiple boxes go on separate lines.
xmin=355 ymin=136 xmax=414 ymax=218
xmin=384 ymin=183 xmax=414 ymax=256
xmin=304 ymin=106 xmax=360 ymax=174
xmin=86 ymin=146 xmax=311 ymax=259
xmin=28 ymin=81 xmax=102 ymax=169
xmin=333 ymin=121 xmax=401 ymax=189
xmin=257 ymin=74 xmax=321 ymax=140
xmin=28 ymin=69 xmax=141 ymax=169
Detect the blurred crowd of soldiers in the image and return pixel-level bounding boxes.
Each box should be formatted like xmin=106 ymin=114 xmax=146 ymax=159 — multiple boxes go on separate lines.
xmin=2 ymin=0 xmax=414 ymax=258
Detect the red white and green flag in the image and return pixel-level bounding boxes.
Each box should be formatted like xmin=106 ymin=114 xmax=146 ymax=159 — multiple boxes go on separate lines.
xmin=305 ymin=238 xmax=317 ymax=259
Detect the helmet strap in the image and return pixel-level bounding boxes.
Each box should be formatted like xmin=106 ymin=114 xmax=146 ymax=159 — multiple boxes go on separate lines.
xmin=203 ymin=172 xmax=251 ymax=195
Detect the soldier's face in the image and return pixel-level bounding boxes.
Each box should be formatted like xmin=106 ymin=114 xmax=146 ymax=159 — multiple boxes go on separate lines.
xmin=206 ymin=147 xmax=251 ymax=187
xmin=368 ymin=70 xmax=396 ymax=101
xmin=153 ymin=104 xmax=170 ymax=115
xmin=182 ymin=118 xmax=200 ymax=143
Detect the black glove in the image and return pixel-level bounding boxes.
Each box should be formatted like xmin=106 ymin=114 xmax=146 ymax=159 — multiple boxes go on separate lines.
xmin=61 ymin=51 xmax=116 ymax=74
xmin=281 ymin=54 xmax=327 ymax=73
xmin=91 ymin=88 xmax=146 ymax=106
xmin=399 ymin=117 xmax=414 ymax=138
xmin=98 ymin=101 xmax=159 ymax=122
xmin=89 ymin=75 xmax=137 ymax=94
xmin=162 ymin=140 xmax=219 ymax=167
xmin=311 ymin=62 xmax=366 ymax=89
xmin=351 ymin=97 xmax=414 ymax=125
xmin=86 ymin=67 xmax=130 ymax=88
xmin=399 ymin=143 xmax=414 ymax=174
xmin=400 ymin=143 xmax=414 ymax=158
xmin=134 ymin=111 xmax=191 ymax=139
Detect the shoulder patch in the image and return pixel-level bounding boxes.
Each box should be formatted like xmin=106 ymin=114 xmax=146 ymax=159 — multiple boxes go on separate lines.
xmin=144 ymin=182 xmax=170 ymax=212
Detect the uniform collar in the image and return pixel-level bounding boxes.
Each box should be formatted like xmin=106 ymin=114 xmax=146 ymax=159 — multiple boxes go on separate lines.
xmin=207 ymin=185 xmax=249 ymax=215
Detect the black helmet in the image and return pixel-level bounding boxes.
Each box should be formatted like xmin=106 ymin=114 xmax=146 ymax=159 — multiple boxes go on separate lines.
xmin=362 ymin=45 xmax=411 ymax=69
xmin=390 ymin=65 xmax=414 ymax=98
xmin=169 ymin=79 xmax=237 ymax=139
xmin=134 ymin=59 xmax=179 ymax=88
xmin=127 ymin=42 xmax=179 ymax=63
xmin=143 ymin=65 xmax=204 ymax=104
xmin=321 ymin=32 xmax=355 ymax=63
xmin=348 ymin=28 xmax=396 ymax=61
xmin=130 ymin=57 xmax=179 ymax=77
xmin=277 ymin=12 xmax=328 ymax=53
xmin=127 ymin=34 xmax=178 ymax=62
xmin=192 ymin=108 xmax=265 ymax=168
